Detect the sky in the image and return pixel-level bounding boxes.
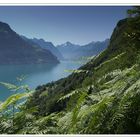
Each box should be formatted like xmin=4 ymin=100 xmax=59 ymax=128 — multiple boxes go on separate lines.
xmin=0 ymin=6 xmax=131 ymax=45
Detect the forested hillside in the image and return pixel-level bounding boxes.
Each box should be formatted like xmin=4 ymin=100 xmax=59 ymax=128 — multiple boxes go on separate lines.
xmin=0 ymin=7 xmax=140 ymax=134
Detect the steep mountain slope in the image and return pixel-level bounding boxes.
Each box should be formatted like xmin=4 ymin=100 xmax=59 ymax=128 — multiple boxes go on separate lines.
xmin=57 ymin=40 xmax=109 ymax=60
xmin=28 ymin=18 xmax=140 ymax=115
xmin=0 ymin=22 xmax=59 ymax=64
xmin=31 ymin=38 xmax=64 ymax=60
xmin=23 ymin=15 xmax=140 ymax=134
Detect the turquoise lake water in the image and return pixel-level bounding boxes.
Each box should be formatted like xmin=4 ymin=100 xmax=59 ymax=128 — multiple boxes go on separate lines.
xmin=0 ymin=61 xmax=83 ymax=101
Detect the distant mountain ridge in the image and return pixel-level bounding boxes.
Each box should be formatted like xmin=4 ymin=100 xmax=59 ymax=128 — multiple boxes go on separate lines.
xmin=0 ymin=21 xmax=59 ymax=64
xmin=57 ymin=39 xmax=109 ymax=60
xmin=77 ymin=39 xmax=110 ymax=57
xmin=57 ymin=41 xmax=80 ymax=60
xmin=31 ymin=38 xmax=64 ymax=60
xmin=21 ymin=36 xmax=64 ymax=60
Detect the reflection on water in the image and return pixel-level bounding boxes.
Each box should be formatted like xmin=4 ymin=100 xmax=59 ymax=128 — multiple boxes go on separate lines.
xmin=0 ymin=61 xmax=82 ymax=101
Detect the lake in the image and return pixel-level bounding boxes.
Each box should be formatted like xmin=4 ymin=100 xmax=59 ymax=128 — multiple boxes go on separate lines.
xmin=0 ymin=61 xmax=83 ymax=101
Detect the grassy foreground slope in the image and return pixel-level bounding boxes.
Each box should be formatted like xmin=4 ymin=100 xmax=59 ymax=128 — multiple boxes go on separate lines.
xmin=0 ymin=7 xmax=140 ymax=134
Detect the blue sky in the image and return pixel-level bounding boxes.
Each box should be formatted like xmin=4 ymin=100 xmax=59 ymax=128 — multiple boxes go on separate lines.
xmin=0 ymin=6 xmax=131 ymax=45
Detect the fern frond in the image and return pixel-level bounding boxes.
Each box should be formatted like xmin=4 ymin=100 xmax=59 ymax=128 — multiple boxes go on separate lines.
xmin=0 ymin=82 xmax=18 ymax=91
xmin=0 ymin=91 xmax=33 ymax=112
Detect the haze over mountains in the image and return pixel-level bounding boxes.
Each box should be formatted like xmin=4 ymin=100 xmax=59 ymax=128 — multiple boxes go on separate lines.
xmin=23 ymin=37 xmax=110 ymax=61
xmin=57 ymin=39 xmax=109 ymax=60
xmin=0 ymin=21 xmax=110 ymax=64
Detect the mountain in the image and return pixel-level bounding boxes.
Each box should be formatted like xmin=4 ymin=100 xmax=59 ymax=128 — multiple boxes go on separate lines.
xmin=31 ymin=38 xmax=64 ymax=60
xmin=57 ymin=41 xmax=81 ymax=60
xmin=57 ymin=40 xmax=109 ymax=60
xmin=76 ymin=39 xmax=110 ymax=58
xmin=1 ymin=7 xmax=140 ymax=134
xmin=0 ymin=22 xmax=59 ymax=64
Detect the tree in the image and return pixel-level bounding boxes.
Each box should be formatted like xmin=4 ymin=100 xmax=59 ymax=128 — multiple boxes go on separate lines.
xmin=124 ymin=6 xmax=140 ymax=49
xmin=127 ymin=6 xmax=140 ymax=17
